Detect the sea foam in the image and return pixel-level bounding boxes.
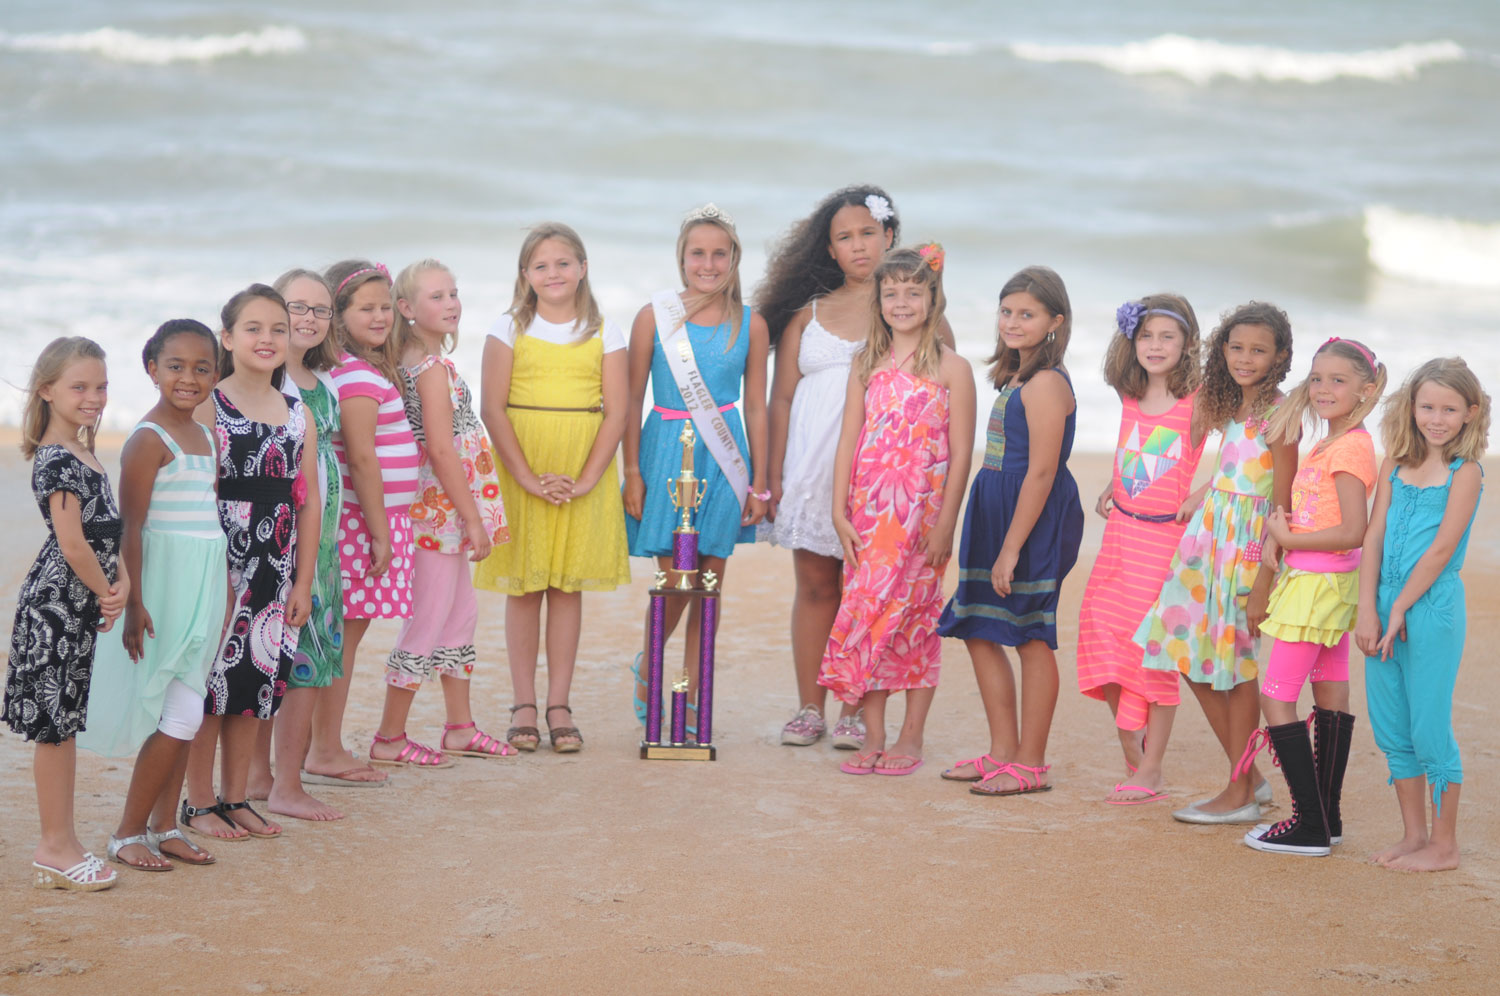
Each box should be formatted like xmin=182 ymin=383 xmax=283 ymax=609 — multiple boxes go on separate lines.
xmin=1009 ymin=34 xmax=1464 ymax=84
xmin=1364 ymin=207 xmax=1500 ymax=290
xmin=0 ymin=26 xmax=306 ymax=65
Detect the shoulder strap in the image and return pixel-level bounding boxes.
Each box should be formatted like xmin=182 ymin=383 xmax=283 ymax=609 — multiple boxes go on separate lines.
xmin=133 ymin=420 xmax=182 ymax=456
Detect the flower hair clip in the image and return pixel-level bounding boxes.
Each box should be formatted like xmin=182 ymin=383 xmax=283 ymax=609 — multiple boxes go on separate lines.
xmin=683 ymin=202 xmax=736 ymax=227
xmin=864 ymin=194 xmax=894 ymax=223
xmin=918 ymin=242 xmax=944 ymax=272
xmin=1115 ymin=300 xmax=1146 ymax=339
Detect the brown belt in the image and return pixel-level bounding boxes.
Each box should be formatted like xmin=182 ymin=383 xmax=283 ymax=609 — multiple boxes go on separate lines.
xmin=508 ymin=403 xmax=603 ymax=413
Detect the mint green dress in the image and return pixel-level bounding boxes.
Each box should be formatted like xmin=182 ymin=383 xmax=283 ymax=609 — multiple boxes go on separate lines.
xmin=79 ymin=422 xmax=228 ymax=756
xmin=289 ymin=374 xmax=344 ymax=688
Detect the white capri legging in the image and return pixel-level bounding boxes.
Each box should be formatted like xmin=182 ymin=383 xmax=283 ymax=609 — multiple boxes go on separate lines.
xmin=158 ymin=679 xmax=206 ymax=741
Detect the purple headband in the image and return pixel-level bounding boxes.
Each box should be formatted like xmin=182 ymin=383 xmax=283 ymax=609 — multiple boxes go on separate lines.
xmin=1115 ymin=300 xmax=1188 ymax=340
xmin=335 ymin=263 xmax=390 ymax=298
xmin=1321 ymin=336 xmax=1377 ymax=371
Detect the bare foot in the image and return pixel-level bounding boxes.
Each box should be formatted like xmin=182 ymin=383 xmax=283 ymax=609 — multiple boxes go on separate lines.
xmin=305 ymin=748 xmax=388 ymax=784
xmin=1371 ymin=836 xmax=1429 ymax=866
xmin=247 ymin=780 xmax=272 ymax=802
xmin=267 ymin=784 xmax=345 ymax=821
xmin=840 ymin=748 xmax=885 ymax=773
xmin=1386 ymin=842 xmax=1460 ymax=872
xmin=1107 ymin=773 xmax=1167 ymax=803
xmin=877 ymin=738 xmax=923 ymax=772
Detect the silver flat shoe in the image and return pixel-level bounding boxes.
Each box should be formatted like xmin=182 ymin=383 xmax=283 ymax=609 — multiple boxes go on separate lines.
xmin=1256 ymin=780 xmax=1273 ymax=806
xmin=107 ymin=833 xmax=173 ymax=871
xmin=146 ymin=826 xmax=216 ymax=865
xmin=1172 ymin=800 xmax=1263 ymax=825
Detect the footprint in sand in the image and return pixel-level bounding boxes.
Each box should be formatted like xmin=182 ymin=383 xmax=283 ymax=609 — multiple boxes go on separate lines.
xmin=999 ymin=970 xmax=1125 ymax=994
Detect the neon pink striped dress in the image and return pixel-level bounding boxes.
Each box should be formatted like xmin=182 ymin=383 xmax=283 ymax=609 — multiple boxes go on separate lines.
xmin=1076 ymin=390 xmax=1202 ymax=730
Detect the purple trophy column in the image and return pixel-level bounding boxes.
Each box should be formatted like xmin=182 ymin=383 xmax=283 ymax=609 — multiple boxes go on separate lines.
xmin=646 ymin=594 xmax=666 ymax=743
xmin=670 ymin=689 xmax=688 ymax=744
xmin=672 ymin=531 xmax=698 ymax=574
xmin=697 ymin=592 xmax=718 ymax=745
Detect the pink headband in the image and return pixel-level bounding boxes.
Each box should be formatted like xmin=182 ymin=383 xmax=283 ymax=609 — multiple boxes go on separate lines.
xmin=335 ymin=263 xmax=390 ymax=297
xmin=1321 ymin=336 xmax=1376 ymax=371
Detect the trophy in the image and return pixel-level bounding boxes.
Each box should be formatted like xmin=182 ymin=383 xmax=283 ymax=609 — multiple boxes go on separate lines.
xmin=640 ymin=422 xmax=719 ymax=761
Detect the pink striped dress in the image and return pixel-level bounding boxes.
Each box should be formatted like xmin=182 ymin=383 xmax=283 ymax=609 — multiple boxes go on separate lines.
xmin=1076 ymin=390 xmax=1202 ymax=731
xmin=331 ymin=356 xmax=421 ymax=619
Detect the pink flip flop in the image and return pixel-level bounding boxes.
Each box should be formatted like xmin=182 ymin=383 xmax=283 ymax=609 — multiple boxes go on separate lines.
xmin=1106 ymin=782 xmax=1170 ymax=806
xmin=874 ymin=755 xmax=924 ymax=776
xmin=839 ymin=750 xmax=884 ymax=775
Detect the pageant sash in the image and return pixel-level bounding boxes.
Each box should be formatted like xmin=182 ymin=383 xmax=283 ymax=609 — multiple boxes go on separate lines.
xmin=650 ymin=289 xmax=750 ymax=510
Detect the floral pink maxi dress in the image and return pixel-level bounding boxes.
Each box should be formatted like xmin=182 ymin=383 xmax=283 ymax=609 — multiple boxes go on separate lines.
xmin=818 ymin=368 xmax=950 ymax=705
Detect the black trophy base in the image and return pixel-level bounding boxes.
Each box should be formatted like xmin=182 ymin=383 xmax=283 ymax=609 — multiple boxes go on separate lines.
xmin=640 ymin=741 xmax=716 ymax=761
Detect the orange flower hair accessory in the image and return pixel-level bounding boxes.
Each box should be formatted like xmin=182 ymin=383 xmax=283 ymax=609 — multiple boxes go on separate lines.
xmin=918 ymin=242 xmax=945 ymax=272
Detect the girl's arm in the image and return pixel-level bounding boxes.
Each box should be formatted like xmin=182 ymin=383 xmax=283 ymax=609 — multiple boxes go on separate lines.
xmin=1268 ymin=472 xmax=1368 ymax=552
xmin=1354 ymin=460 xmax=1394 ymax=657
xmin=50 ymin=490 xmax=127 ymax=628
xmin=1247 ymin=433 xmax=1300 ymax=634
xmin=479 ymin=336 xmax=567 ymax=507
xmin=339 ymin=396 xmax=392 ymax=576
xmin=765 ymin=307 xmax=811 ymax=522
xmin=922 ymin=350 xmax=975 ymax=567
xmin=116 ymin=430 xmax=168 ymax=660
xmin=740 ymin=312 xmax=772 ymax=526
xmin=621 ymin=306 xmax=656 ymax=520
xmin=286 ymin=418 xmax=320 ymax=626
xmin=830 ymin=366 xmax=868 ymax=563
xmin=993 ymin=370 xmax=1072 ymax=597
xmin=566 ymin=347 xmax=629 ymax=500
xmin=1374 ymin=462 xmax=1482 ymax=660
xmin=415 ymin=362 xmax=491 ymax=561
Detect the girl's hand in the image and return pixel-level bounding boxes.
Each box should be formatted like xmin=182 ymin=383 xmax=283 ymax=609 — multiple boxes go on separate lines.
xmin=921 ymin=520 xmax=956 ymax=569
xmin=100 ymin=579 xmax=129 ymax=622
xmin=834 ymin=515 xmax=861 ymax=564
xmin=991 ymin=549 xmax=1019 ymax=598
xmin=286 ymin=582 xmax=312 ymax=628
xmin=464 ymin=518 xmax=492 ymax=562
xmin=1094 ymin=486 xmax=1113 ymax=520
xmin=1246 ymin=583 xmax=1270 ymax=639
xmin=623 ymin=471 xmax=645 ymax=519
xmin=530 ymin=473 xmax=572 ymax=506
xmin=563 ymin=474 xmax=597 ymax=502
xmin=1266 ymin=506 xmax=1293 ymax=546
xmin=1375 ymin=607 xmax=1407 ymax=661
xmin=765 ymin=482 xmax=782 ymax=524
xmin=1176 ymin=484 xmax=1210 ymax=524
xmin=1354 ymin=609 xmax=1382 ymax=658
xmin=368 ymin=533 xmax=392 ymax=577
xmin=742 ymin=494 xmax=768 ymax=527
xmin=122 ymin=603 xmax=154 ymax=663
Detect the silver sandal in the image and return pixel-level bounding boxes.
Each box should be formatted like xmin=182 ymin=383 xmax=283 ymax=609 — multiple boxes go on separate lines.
xmin=146 ymin=826 xmax=216 ymax=865
xmin=107 ymin=833 xmax=173 ymax=872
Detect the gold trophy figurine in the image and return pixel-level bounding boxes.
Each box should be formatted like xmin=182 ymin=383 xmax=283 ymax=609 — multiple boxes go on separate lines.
xmin=668 ymin=422 xmax=707 ymax=590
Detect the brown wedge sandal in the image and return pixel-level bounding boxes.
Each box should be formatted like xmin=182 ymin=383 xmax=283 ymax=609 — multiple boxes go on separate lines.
xmin=506 ymin=703 xmax=540 ymax=752
xmin=546 ymin=704 xmax=583 ymax=753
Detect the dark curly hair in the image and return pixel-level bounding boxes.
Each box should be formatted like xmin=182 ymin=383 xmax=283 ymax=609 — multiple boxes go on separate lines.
xmin=754 ymin=184 xmax=900 ymax=348
xmin=1194 ymin=301 xmax=1293 ymax=438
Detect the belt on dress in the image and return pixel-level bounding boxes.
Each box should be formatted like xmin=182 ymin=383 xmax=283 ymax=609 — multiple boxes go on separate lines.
xmin=654 ymin=402 xmax=735 ymax=420
xmin=218 ymin=477 xmax=294 ymax=503
xmin=1115 ymin=503 xmax=1178 ymax=524
xmin=508 ymin=403 xmax=603 ymax=413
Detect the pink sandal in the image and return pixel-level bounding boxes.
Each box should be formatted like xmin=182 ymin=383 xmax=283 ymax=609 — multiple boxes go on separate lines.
xmin=369 ymin=731 xmax=454 ymax=768
xmin=941 ymin=753 xmax=1003 ymax=782
xmin=969 ymin=762 xmax=1052 ymax=797
xmin=839 ymin=750 xmax=884 ymax=775
xmin=441 ymin=722 xmax=517 ymax=758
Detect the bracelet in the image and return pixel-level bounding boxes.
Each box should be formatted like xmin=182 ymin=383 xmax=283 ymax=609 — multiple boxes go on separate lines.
xmin=749 ymin=489 xmax=772 ymax=502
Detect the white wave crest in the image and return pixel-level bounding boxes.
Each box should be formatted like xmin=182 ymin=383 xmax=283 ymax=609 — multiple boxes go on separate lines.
xmin=0 ymin=26 xmax=306 ymax=65
xmin=1010 ymin=34 xmax=1464 ymax=84
xmin=1364 ymin=206 xmax=1500 ymax=289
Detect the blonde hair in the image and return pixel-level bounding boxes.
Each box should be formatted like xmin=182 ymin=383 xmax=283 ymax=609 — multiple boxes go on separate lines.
xmin=857 ymin=246 xmax=946 ymax=383
xmin=1381 ymin=357 xmax=1491 ymax=467
xmin=988 ymin=266 xmax=1072 ymax=388
xmin=393 ymin=259 xmax=457 ymax=355
xmin=273 ymin=268 xmax=341 ymax=372
xmin=325 ymin=258 xmax=402 ymax=391
xmin=676 ymin=213 xmax=744 ymax=348
xmin=508 ymin=223 xmax=603 ymax=340
xmin=1102 ymin=293 xmax=1202 ymax=400
xmin=1266 ymin=337 xmax=1388 ymax=445
xmin=22 ymin=336 xmax=106 ymax=458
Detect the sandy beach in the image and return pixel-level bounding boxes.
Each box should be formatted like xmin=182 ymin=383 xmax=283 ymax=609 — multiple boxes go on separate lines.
xmin=1 ymin=443 xmax=1497 ymax=995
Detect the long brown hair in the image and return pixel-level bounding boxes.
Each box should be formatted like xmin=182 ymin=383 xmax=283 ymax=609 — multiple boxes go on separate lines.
xmin=22 ymin=336 xmax=106 ymax=458
xmin=1266 ymin=337 xmax=1388 ymax=445
xmin=218 ymin=284 xmax=289 ymax=389
xmin=988 ymin=266 xmax=1071 ymax=388
xmin=856 ymin=245 xmax=946 ymax=383
xmin=1381 ymin=357 xmax=1491 ymax=467
xmin=1102 ymin=293 xmax=1201 ymax=400
xmin=325 ymin=259 xmax=401 ymax=389
xmin=1193 ymin=302 xmax=1294 ymax=438
xmin=508 ymin=223 xmax=603 ymax=340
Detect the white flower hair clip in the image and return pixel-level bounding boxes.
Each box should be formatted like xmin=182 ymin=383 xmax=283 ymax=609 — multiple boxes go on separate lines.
xmin=864 ymin=194 xmax=894 ymax=223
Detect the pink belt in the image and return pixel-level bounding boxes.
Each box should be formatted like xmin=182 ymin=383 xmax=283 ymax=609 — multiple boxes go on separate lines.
xmin=654 ymin=403 xmax=735 ymax=420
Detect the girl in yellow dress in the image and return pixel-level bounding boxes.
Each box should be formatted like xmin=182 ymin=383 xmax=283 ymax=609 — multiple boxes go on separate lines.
xmin=477 ymin=223 xmax=630 ymax=753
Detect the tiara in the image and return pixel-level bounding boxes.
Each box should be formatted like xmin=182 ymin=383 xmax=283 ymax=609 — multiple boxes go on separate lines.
xmin=683 ymin=203 xmax=735 ymax=227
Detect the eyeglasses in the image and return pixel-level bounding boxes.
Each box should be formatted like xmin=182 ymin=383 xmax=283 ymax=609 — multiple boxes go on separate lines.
xmin=287 ymin=302 xmax=333 ymax=320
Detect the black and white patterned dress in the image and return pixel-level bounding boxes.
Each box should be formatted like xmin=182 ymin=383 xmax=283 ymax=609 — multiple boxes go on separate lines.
xmin=5 ymin=445 xmax=121 ymax=743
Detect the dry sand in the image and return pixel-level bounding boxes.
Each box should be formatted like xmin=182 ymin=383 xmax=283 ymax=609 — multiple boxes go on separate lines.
xmin=1 ymin=443 xmax=1497 ymax=995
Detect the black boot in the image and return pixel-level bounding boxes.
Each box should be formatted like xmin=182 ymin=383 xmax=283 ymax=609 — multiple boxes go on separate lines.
xmin=1312 ymin=707 xmax=1355 ymax=845
xmin=1244 ymin=721 xmax=1330 ymax=856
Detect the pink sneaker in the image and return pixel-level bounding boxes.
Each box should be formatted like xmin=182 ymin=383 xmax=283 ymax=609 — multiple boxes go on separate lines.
xmin=830 ymin=710 xmax=865 ymax=751
xmin=780 ymin=705 xmax=826 ymax=746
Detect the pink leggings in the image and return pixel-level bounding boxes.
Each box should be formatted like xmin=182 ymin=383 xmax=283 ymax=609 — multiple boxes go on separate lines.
xmin=385 ymin=549 xmax=478 ymax=690
xmin=1262 ymin=635 xmax=1350 ymax=703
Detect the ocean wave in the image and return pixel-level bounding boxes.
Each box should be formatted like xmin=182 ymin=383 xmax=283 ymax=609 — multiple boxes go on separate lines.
xmin=1364 ymin=207 xmax=1500 ymax=289
xmin=1009 ymin=34 xmax=1465 ymax=84
xmin=0 ymin=26 xmax=306 ymax=65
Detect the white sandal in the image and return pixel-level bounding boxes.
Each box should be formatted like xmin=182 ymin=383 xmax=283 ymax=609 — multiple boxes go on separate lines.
xmin=33 ymin=852 xmax=116 ymax=892
xmin=147 ymin=827 xmax=216 ymax=865
xmin=107 ymin=833 xmax=173 ymax=872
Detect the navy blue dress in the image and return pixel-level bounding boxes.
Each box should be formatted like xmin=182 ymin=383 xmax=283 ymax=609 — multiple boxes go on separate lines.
xmin=937 ymin=371 xmax=1084 ymax=649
